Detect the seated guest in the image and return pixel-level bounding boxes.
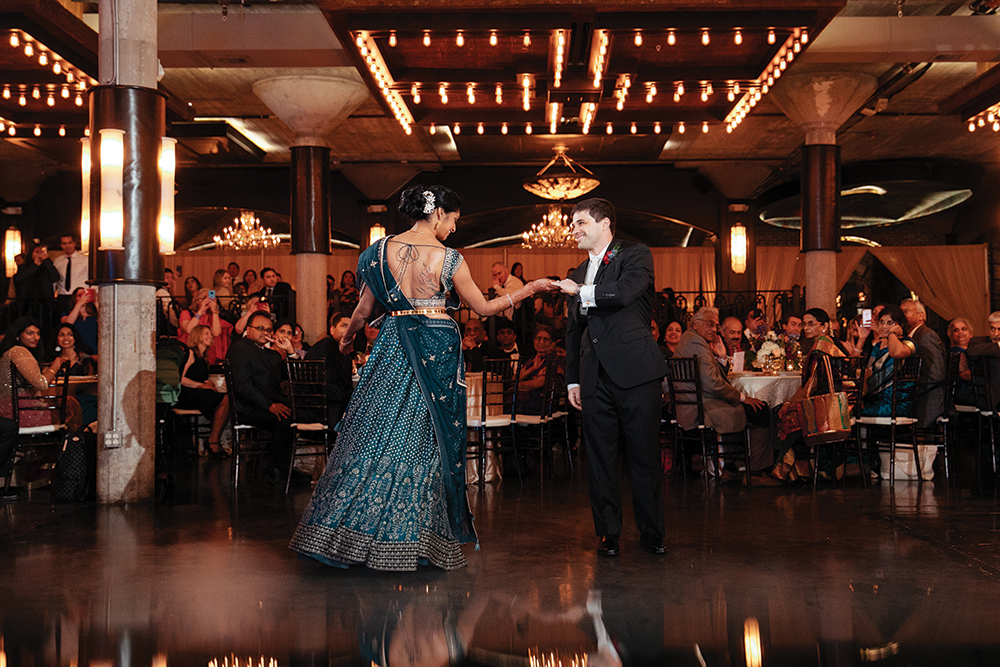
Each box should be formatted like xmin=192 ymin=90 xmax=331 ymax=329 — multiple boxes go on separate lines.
xmin=353 ymin=321 xmax=381 ymax=359
xmin=0 ymin=317 xmax=81 ymax=430
xmin=491 ymin=318 xmax=520 ymax=360
xmin=674 ymin=307 xmax=776 ymax=483
xmin=515 ymin=324 xmax=565 ymax=415
xmin=291 ymin=323 xmax=310 ymax=357
xmin=743 ymin=308 xmax=766 ymax=344
xmin=50 ymin=323 xmax=97 ymax=426
xmin=720 ymin=316 xmax=748 ymax=357
xmin=651 ymin=319 xmax=668 ymax=358
xmin=337 ymin=270 xmax=360 ymax=316
xmin=156 ymin=268 xmax=180 ymax=335
xmin=900 ymin=298 xmax=945 ymax=426
xmin=305 ymin=311 xmax=355 ymax=429
xmin=178 ymin=324 xmax=230 ymax=458
xmin=270 ymin=319 xmax=300 ymax=361
xmin=61 ymin=287 xmax=98 ymax=357
xmin=967 ymin=311 xmax=1000 ymax=411
xmin=182 ymin=276 xmax=202 ymax=310
xmin=234 ymin=296 xmax=271 ymax=336
xmin=238 ymin=269 xmax=261 ymax=297
xmin=780 ymin=314 xmax=803 ymax=341
xmin=947 ymin=317 xmax=976 ymax=407
xmin=662 ymin=320 xmax=683 ymax=358
xmin=774 ymin=308 xmax=846 ymax=482
xmin=462 ymin=318 xmax=490 ymax=372
xmin=226 ymin=311 xmax=293 ymax=483
xmin=179 ymin=288 xmax=233 ymax=364
xmin=861 ymin=305 xmax=916 ymax=418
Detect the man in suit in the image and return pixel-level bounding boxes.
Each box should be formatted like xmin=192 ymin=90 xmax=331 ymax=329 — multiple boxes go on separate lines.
xmin=226 ymin=311 xmax=294 ymax=484
xmin=254 ymin=267 xmax=296 ymax=323
xmin=674 ymin=307 xmax=776 ymax=481
xmin=966 ymin=311 xmax=1000 ymax=410
xmin=721 ymin=316 xmax=750 ymax=356
xmin=900 ymin=299 xmax=945 ymax=427
xmin=305 ymin=311 xmax=355 ymax=430
xmin=555 ymin=197 xmax=667 ymax=557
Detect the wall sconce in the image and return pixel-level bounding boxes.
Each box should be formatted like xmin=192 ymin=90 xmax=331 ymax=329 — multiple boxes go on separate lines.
xmin=98 ymin=128 xmax=125 ymax=250
xmin=730 ymin=222 xmax=747 ymax=274
xmin=4 ymin=227 xmax=21 ymax=278
xmin=159 ymin=137 xmax=176 ymax=254
xmin=743 ymin=617 xmax=762 ymax=667
xmin=80 ymin=137 xmax=90 ymax=253
xmin=368 ymin=223 xmax=386 ymax=246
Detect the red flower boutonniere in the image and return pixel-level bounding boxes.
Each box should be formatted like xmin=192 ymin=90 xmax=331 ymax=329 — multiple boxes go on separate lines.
xmin=602 ymin=243 xmax=622 ymax=265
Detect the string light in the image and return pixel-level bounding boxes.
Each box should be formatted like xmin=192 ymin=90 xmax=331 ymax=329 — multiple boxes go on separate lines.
xmin=490 ymin=31 xmax=498 ymax=46
xmin=46 ymin=94 xmax=54 ymax=106
xmin=59 ymin=125 xmax=65 ymax=136
xmin=467 ymin=83 xmax=475 ymax=104
xmin=525 ymin=122 xmax=532 ymax=135
xmin=453 ymin=122 xmax=460 ymax=134
xmin=430 ymin=123 xmax=436 ymax=134
xmin=767 ymin=29 xmax=776 ymax=44
xmin=9 ymin=31 xmax=18 ymax=47
xmin=523 ymin=31 xmax=531 ymax=47
xmin=423 ymin=31 xmax=431 ymax=47
xmin=38 ymin=52 xmax=47 ymax=66
xmin=439 ymin=84 xmax=448 ymax=104
xmin=654 ymin=122 xmax=661 ymax=134
xmin=593 ymin=30 xmax=609 ymax=89
xmin=52 ymin=60 xmax=61 ymax=74
xmin=702 ymin=121 xmax=709 ymax=133
xmin=32 ymin=86 xmax=40 ymax=99
xmin=678 ymin=121 xmax=685 ymax=134
xmin=24 ymin=42 xmax=33 ymax=57
xmin=634 ymin=31 xmax=642 ymax=46
xmin=701 ymin=29 xmax=710 ymax=46
xmin=501 ymin=122 xmax=508 ymax=135
xmin=606 ymin=123 xmax=613 ymax=134
xmin=33 ymin=124 xmax=41 ymax=136
xmin=411 ymin=84 xmax=420 ymax=104
xmin=456 ymin=31 xmax=464 ymax=47
xmin=735 ymin=29 xmax=743 ymax=45
xmin=477 ymin=122 xmax=484 ymax=134
xmin=389 ymin=31 xmax=397 ymax=47
xmin=667 ymin=29 xmax=676 ymax=46
xmin=801 ymin=28 xmax=809 ymax=44
xmin=630 ymin=122 xmax=637 ymax=134
xmin=495 ymin=83 xmax=503 ymax=104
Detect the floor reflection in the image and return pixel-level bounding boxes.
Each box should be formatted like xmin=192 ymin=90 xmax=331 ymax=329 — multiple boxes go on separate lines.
xmin=3 ymin=456 xmax=1000 ymax=666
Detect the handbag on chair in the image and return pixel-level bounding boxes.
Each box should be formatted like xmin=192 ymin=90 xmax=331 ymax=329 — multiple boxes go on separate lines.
xmin=792 ymin=356 xmax=852 ymax=446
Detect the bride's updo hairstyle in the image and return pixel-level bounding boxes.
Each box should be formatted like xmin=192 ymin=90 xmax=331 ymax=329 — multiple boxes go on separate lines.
xmin=398 ymin=185 xmax=462 ymax=221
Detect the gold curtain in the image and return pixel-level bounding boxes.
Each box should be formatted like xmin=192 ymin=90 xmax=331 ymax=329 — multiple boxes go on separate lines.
xmin=756 ymin=246 xmax=867 ymax=295
xmin=871 ymin=244 xmax=990 ymax=334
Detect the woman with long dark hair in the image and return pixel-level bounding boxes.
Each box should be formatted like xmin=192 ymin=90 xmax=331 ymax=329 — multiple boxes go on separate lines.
xmin=338 ymin=270 xmax=360 ymax=315
xmin=0 ymin=317 xmax=81 ymax=429
xmin=49 ymin=323 xmax=97 ymax=426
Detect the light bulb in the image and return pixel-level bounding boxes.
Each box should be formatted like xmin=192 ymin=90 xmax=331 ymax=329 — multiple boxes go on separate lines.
xmin=33 ymin=124 xmax=41 ymax=136
xmin=969 ymin=121 xmax=976 ymax=132
xmin=734 ymin=82 xmax=740 ymax=94
xmin=634 ymin=32 xmax=642 ymax=46
xmin=630 ymin=122 xmax=637 ymax=134
xmin=9 ymin=31 xmax=18 ymax=47
xmin=38 ymin=52 xmax=47 ymax=66
xmin=477 ymin=122 xmax=484 ymax=134
xmin=727 ymin=124 xmax=733 ymax=133
xmin=413 ymin=92 xmax=420 ymax=104
xmin=75 ymin=93 xmax=83 ymax=106
xmin=24 ymin=42 xmax=33 ymax=57
xmin=355 ymin=34 xmax=364 ymax=48
xmin=735 ymin=30 xmax=742 ymax=45
xmin=980 ymin=117 xmax=986 ymax=127
xmin=423 ymin=31 xmax=431 ymax=47
xmin=525 ymin=122 xmax=532 ymax=135
xmin=501 ymin=122 xmax=508 ymax=135
xmin=18 ymin=93 xmax=25 ymax=106
xmin=801 ymin=28 xmax=809 ymax=44
xmin=490 ymin=31 xmax=498 ymax=46
xmin=453 ymin=123 xmax=460 ymax=134
xmin=1 ymin=87 xmax=8 ymax=99
xmin=678 ymin=121 xmax=685 ymax=134
xmin=430 ymin=123 xmax=436 ymax=134
xmin=728 ymin=90 xmax=735 ymax=102
xmin=667 ymin=30 xmax=676 ymax=46
xmin=523 ymin=32 xmax=531 ymax=47
xmin=32 ymin=86 xmax=40 ymax=99
xmin=606 ymin=123 xmax=613 ymax=134
xmin=389 ymin=31 xmax=397 ymax=47
xmin=701 ymin=90 xmax=708 ymax=102
xmin=8 ymin=125 xmax=15 ymax=136
xmin=456 ymin=31 xmax=464 ymax=47
xmin=677 ymin=82 xmax=684 ymax=96
xmin=46 ymin=95 xmax=54 ymax=106
xmin=58 ymin=125 xmax=65 ymax=136
xmin=617 ymin=99 xmax=624 ymax=111
xmin=768 ymin=29 xmax=776 ymax=44
xmin=702 ymin=121 xmax=709 ymax=133
xmin=793 ymin=41 xmax=801 ymax=53
xmin=701 ymin=29 xmax=710 ymax=46
xmin=52 ymin=61 xmax=61 ymax=74
xmin=654 ymin=122 xmax=661 ymax=134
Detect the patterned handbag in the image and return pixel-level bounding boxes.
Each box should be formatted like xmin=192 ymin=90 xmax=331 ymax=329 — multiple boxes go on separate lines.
xmin=794 ymin=356 xmax=852 ymax=446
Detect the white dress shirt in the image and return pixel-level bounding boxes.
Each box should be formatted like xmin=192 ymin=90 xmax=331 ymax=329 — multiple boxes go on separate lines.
xmin=578 ymin=240 xmax=612 ymax=312
xmin=53 ymin=251 xmax=89 ymax=296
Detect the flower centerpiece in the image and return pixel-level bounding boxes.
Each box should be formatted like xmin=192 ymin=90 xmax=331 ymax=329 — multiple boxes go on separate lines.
xmin=752 ymin=331 xmax=786 ymax=373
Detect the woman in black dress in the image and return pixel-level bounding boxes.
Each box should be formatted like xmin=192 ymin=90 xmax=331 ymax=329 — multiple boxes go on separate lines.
xmin=177 ymin=324 xmax=230 ymax=457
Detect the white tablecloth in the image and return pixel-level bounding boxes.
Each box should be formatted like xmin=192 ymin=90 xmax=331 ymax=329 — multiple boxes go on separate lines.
xmin=730 ymin=372 xmax=801 ymax=406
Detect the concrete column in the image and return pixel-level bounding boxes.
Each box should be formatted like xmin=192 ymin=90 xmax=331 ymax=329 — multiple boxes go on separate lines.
xmin=252 ymin=72 xmax=368 ymax=341
xmin=769 ymin=72 xmax=877 ymax=318
xmin=94 ymin=0 xmax=159 ymax=503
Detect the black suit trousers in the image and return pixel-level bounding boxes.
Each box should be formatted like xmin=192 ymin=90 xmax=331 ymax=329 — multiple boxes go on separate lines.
xmin=582 ymin=364 xmax=664 ymax=538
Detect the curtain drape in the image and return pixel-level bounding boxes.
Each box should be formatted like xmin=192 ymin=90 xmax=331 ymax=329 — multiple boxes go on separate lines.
xmin=871 ymin=244 xmax=990 ymax=334
xmin=756 ymin=246 xmax=867 ymax=295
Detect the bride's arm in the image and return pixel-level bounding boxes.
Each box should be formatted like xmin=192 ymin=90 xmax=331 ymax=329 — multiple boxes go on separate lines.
xmin=451 ymin=261 xmax=552 ymax=317
xmin=339 ymin=287 xmax=375 ymax=354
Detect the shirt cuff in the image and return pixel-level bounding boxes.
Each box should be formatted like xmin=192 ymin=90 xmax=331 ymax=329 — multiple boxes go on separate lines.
xmin=579 ymin=284 xmax=597 ymax=308
xmin=567 ymin=383 xmax=580 ymax=391
xmin=740 ymin=392 xmax=746 ymax=403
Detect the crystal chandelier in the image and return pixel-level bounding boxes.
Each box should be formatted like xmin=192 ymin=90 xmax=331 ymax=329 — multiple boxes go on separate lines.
xmin=522 ymin=205 xmax=575 ymax=249
xmin=213 ymin=210 xmax=280 ymax=250
xmin=522 ymin=146 xmax=600 ymax=201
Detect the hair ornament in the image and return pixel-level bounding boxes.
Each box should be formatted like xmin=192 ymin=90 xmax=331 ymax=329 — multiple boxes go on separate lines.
xmin=422 ymin=190 xmax=436 ymax=215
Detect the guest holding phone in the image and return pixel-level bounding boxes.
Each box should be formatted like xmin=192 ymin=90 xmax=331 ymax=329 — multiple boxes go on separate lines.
xmin=179 ymin=288 xmax=233 ymax=363
xmin=61 ymin=287 xmax=99 ymax=358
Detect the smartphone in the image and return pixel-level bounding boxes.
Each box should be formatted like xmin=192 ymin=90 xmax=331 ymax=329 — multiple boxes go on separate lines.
xmin=208 ymin=290 xmax=216 ymax=300
xmin=862 ymin=308 xmax=872 ymax=327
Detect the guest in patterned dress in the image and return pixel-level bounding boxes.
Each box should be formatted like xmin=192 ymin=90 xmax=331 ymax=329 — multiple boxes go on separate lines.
xmin=290 ymin=185 xmax=555 ymax=571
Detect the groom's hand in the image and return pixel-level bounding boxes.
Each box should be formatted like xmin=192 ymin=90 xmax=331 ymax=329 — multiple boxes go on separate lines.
xmin=554 ymin=279 xmax=580 ymax=296
xmin=568 ymin=386 xmax=582 ymax=410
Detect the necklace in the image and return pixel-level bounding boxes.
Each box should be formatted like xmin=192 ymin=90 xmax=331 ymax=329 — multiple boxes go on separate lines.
xmin=408 ymin=228 xmax=433 ymax=236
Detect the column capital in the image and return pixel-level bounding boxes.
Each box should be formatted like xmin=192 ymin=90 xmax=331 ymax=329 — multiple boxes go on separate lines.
xmin=770 ymin=71 xmax=878 ymax=145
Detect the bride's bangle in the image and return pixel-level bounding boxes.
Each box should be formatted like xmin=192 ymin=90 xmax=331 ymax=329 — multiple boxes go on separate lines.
xmin=505 ymin=294 xmax=514 ymax=310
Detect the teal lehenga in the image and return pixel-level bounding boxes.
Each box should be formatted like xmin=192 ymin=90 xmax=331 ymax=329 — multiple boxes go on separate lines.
xmin=290 ymin=237 xmax=476 ymax=571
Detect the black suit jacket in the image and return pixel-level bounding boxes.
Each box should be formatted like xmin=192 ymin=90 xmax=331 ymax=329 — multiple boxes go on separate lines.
xmin=305 ymin=336 xmax=355 ymax=409
xmin=910 ymin=324 xmax=946 ymax=425
xmin=254 ymin=282 xmax=296 ymax=322
xmin=565 ymin=240 xmax=667 ymax=396
xmin=226 ymin=337 xmax=287 ymax=413
xmin=14 ymin=259 xmax=59 ymax=301
xmin=967 ymin=335 xmax=1000 ymax=408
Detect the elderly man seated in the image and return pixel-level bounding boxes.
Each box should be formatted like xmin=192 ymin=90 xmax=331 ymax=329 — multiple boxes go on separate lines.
xmin=967 ymin=310 xmax=1000 ymax=411
xmin=900 ymin=298 xmax=945 ymax=427
xmin=674 ymin=306 xmax=777 ymax=484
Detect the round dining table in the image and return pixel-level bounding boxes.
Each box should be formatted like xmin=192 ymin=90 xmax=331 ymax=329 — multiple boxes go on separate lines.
xmin=729 ymin=371 xmax=802 ymax=406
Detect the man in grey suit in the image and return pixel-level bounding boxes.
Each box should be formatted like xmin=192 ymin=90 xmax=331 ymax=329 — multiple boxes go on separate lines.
xmin=967 ymin=311 xmax=1000 ymax=410
xmin=674 ymin=307 xmax=776 ymax=480
xmin=900 ymin=299 xmax=945 ymax=427
xmin=556 ymin=198 xmax=667 ymax=557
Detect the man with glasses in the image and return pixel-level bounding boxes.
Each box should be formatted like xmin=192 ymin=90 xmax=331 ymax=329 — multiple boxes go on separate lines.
xmin=226 ymin=311 xmax=294 ymax=485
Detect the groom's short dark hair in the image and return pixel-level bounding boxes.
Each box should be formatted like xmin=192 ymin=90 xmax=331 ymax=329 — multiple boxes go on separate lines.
xmin=572 ymin=198 xmax=616 ymax=237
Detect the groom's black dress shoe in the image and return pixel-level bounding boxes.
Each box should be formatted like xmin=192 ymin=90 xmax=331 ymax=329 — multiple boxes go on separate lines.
xmin=598 ymin=535 xmax=619 ymax=557
xmin=639 ymin=534 xmax=666 ymax=555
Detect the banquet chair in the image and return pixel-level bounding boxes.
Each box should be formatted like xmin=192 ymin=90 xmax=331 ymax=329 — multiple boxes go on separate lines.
xmin=467 ymin=357 xmax=518 ymax=486
xmin=664 ymin=357 xmax=752 ymax=490
xmin=917 ymin=351 xmax=964 ymax=483
xmin=2 ymin=361 xmax=71 ymax=495
xmin=969 ymin=356 xmax=998 ymax=476
xmin=856 ymin=356 xmax=922 ymax=485
xmin=222 ymin=360 xmax=274 ymax=490
xmin=513 ymin=356 xmax=569 ymax=480
xmin=285 ymin=359 xmax=330 ymax=494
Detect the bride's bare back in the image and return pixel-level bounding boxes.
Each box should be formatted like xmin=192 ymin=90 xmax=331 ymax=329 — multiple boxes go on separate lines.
xmin=385 ymin=236 xmax=450 ymax=317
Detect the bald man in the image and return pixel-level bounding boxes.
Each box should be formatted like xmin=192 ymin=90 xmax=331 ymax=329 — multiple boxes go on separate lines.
xmin=492 ymin=262 xmax=524 ymax=320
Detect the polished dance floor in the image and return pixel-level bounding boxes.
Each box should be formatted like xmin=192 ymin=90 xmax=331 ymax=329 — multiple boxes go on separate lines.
xmin=3 ymin=447 xmax=1000 ymax=666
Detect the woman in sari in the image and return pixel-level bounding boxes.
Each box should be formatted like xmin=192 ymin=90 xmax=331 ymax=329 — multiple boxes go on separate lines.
xmin=861 ymin=304 xmax=916 ymax=418
xmin=773 ymin=308 xmax=846 ymax=482
xmin=291 ymin=185 xmax=553 ymax=571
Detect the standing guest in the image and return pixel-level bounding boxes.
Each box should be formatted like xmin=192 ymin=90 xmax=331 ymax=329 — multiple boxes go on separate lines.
xmin=0 ymin=317 xmax=81 ymax=430
xmin=156 ymin=268 xmax=180 ymax=334
xmin=13 ymin=243 xmax=59 ymax=329
xmin=555 ymin=197 xmax=668 ymax=557
xmin=674 ymin=307 xmax=777 ymax=484
xmin=178 ymin=288 xmax=233 ymax=364
xmin=947 ymin=317 xmax=976 ymax=407
xmin=338 ymin=270 xmax=360 ymax=315
xmin=178 ymin=324 xmax=230 ymax=458
xmin=305 ymin=311 xmax=355 ymax=429
xmin=226 ymin=311 xmax=293 ymax=483
xmin=240 ymin=269 xmax=262 ymax=296
xmin=61 ymin=287 xmax=98 ymax=357
xmin=662 ymin=320 xmax=683 ymax=358
xmin=492 ymin=318 xmax=520 ymax=360
xmin=325 ymin=274 xmax=338 ymax=315
xmin=53 ymin=235 xmax=88 ymax=315
xmin=182 ymin=276 xmax=202 ymax=310
xmin=515 ymin=324 xmax=565 ymax=415
xmin=290 ymin=184 xmax=553 ymax=571
xmin=900 ymin=298 xmax=945 ymax=427
xmin=226 ymin=262 xmax=240 ymax=283
xmin=968 ymin=311 xmax=1000 ymax=411
xmin=861 ymin=305 xmax=916 ymax=418
xmin=492 ymin=262 xmax=524 ymax=320
xmin=461 ymin=318 xmax=490 ymax=372
xmin=511 ymin=262 xmax=525 ymax=283
xmin=255 ymin=267 xmax=296 ymax=322
xmin=49 ymin=323 xmax=97 ymax=426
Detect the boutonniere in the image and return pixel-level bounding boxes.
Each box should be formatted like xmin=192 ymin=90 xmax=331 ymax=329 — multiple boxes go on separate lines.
xmin=602 ymin=243 xmax=623 ymax=265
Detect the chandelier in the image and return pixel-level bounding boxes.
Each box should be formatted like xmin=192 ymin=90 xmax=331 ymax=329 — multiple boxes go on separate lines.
xmin=213 ymin=210 xmax=280 ymax=250
xmin=522 ymin=146 xmax=600 ymax=201
xmin=522 ymin=205 xmax=575 ymax=249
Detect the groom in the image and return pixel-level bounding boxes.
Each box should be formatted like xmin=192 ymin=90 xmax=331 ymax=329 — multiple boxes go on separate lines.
xmin=556 ymin=198 xmax=667 ymax=557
